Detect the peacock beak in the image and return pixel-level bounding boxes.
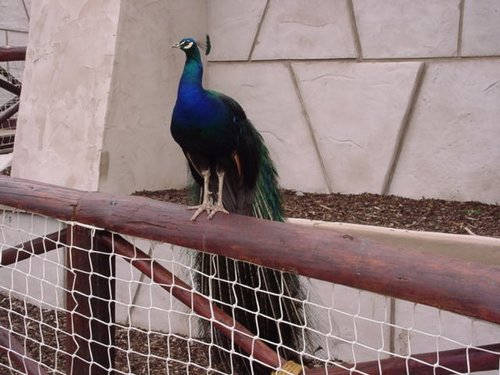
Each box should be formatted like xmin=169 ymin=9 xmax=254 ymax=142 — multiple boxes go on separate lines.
xmin=171 ymin=42 xmax=180 ymax=49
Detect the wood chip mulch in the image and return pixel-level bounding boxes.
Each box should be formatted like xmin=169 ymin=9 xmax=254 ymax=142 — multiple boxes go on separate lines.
xmin=135 ymin=188 xmax=500 ymax=238
xmin=0 ymin=297 xmax=213 ymax=375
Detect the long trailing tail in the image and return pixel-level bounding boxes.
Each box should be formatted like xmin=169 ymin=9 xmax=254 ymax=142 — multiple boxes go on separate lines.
xmin=195 ymin=126 xmax=307 ymax=374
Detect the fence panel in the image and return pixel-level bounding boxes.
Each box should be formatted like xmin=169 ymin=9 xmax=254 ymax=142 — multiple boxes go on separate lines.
xmin=0 ymin=176 xmax=498 ymax=374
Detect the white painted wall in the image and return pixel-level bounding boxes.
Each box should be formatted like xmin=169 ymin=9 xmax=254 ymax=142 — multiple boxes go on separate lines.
xmin=8 ymin=0 xmax=207 ymax=192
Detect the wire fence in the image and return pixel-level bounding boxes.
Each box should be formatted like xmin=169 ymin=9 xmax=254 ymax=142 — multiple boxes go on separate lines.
xmin=0 ymin=176 xmax=499 ymax=374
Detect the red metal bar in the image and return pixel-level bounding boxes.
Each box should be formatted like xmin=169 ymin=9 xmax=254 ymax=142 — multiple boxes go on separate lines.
xmin=0 ymin=78 xmax=21 ymax=96
xmin=65 ymin=226 xmax=115 ymax=375
xmin=0 ymin=101 xmax=19 ymax=125
xmin=0 ymin=229 xmax=66 ymax=267
xmin=0 ymin=47 xmax=26 ymax=62
xmin=0 ymin=324 xmax=49 ymax=375
xmin=0 ymin=97 xmax=19 ymax=114
xmin=0 ymin=66 xmax=22 ymax=88
xmin=99 ymin=232 xmax=286 ymax=371
xmin=0 ymin=118 xmax=16 ymax=129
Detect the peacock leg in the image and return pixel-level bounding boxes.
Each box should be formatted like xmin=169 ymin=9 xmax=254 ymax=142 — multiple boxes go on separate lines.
xmin=188 ymin=169 xmax=212 ymax=220
xmin=208 ymin=170 xmax=229 ymax=219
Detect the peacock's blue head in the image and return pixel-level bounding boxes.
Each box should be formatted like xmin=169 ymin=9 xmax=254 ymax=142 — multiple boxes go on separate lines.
xmin=172 ymin=35 xmax=211 ymax=56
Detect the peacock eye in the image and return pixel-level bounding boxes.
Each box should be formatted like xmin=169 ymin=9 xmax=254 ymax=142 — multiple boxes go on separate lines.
xmin=182 ymin=41 xmax=194 ymax=50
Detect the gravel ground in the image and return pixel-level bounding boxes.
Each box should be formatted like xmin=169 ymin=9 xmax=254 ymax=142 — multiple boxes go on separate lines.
xmin=1 ymin=189 xmax=498 ymax=374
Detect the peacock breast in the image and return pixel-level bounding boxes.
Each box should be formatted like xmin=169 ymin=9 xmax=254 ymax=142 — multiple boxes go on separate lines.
xmin=171 ymin=96 xmax=238 ymax=156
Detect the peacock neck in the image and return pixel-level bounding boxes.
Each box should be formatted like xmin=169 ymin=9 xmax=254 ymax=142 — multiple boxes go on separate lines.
xmin=178 ymin=52 xmax=204 ymax=97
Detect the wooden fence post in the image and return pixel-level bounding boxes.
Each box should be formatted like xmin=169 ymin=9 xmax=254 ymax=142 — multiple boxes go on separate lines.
xmin=66 ymin=225 xmax=115 ymax=375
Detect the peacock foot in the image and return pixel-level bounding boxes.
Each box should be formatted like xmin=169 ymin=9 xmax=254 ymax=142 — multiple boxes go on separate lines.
xmin=188 ymin=202 xmax=212 ymax=221
xmin=188 ymin=202 xmax=229 ymax=220
xmin=207 ymin=203 xmax=229 ymax=219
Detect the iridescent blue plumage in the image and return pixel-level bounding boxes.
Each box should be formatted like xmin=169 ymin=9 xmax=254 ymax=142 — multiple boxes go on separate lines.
xmin=172 ymin=39 xmax=235 ymax=160
xmin=171 ymin=36 xmax=265 ymax=218
xmin=170 ymin=37 xmax=305 ymax=374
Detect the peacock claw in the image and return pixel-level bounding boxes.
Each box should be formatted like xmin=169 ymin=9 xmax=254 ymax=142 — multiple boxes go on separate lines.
xmin=207 ymin=204 xmax=229 ymax=219
xmin=188 ymin=203 xmax=212 ymax=221
xmin=188 ymin=202 xmax=229 ymax=220
xmin=187 ymin=169 xmax=229 ymax=220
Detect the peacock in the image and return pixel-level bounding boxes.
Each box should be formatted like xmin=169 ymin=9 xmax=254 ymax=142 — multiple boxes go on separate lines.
xmin=170 ymin=36 xmax=307 ymax=374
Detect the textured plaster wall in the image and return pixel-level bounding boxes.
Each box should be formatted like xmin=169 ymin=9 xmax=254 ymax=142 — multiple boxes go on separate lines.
xmin=99 ymin=0 xmax=207 ymax=193
xmin=207 ymin=0 xmax=500 ymax=204
xmin=8 ymin=0 xmax=207 ymax=193
xmin=11 ymin=0 xmax=121 ymax=190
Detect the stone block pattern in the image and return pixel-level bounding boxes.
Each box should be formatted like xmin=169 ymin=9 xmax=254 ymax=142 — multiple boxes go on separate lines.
xmin=292 ymin=61 xmax=422 ymax=194
xmin=353 ymin=0 xmax=460 ymax=58
xmin=389 ymin=60 xmax=500 ymax=203
xmin=208 ymin=0 xmax=267 ymax=61
xmin=208 ymin=0 xmax=500 ymax=203
xmin=462 ymin=0 xmax=500 ymax=56
xmin=207 ymin=62 xmax=330 ymax=193
xmin=252 ymin=0 xmax=357 ymax=60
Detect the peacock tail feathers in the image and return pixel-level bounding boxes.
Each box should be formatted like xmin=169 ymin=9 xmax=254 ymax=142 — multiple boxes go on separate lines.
xmin=251 ymin=129 xmax=284 ymax=222
xmin=194 ymin=133 xmax=307 ymax=374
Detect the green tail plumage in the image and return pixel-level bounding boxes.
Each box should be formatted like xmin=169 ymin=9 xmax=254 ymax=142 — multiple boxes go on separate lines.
xmin=251 ymin=131 xmax=285 ymax=222
xmin=195 ymin=132 xmax=306 ymax=375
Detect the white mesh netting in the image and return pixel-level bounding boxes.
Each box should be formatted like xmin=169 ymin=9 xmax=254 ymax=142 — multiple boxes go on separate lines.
xmin=0 ymin=209 xmax=499 ymax=374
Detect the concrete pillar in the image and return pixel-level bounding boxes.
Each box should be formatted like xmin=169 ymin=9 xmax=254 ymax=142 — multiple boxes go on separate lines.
xmin=12 ymin=0 xmax=207 ymax=193
xmin=12 ymin=0 xmax=121 ymax=190
xmin=98 ymin=0 xmax=207 ymax=193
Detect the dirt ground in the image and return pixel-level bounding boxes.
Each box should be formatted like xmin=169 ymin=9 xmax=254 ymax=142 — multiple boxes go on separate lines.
xmin=136 ymin=188 xmax=500 ymax=238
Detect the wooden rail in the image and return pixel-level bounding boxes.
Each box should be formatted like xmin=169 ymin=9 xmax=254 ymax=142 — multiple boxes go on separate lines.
xmin=0 ymin=77 xmax=21 ymax=96
xmin=0 ymin=229 xmax=65 ymax=267
xmin=65 ymin=226 xmax=115 ymax=375
xmin=0 ymin=176 xmax=498 ymax=325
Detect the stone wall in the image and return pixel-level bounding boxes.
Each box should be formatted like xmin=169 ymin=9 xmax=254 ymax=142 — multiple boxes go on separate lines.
xmin=207 ymin=0 xmax=500 ymax=203
xmin=4 ymin=0 xmax=500 ymax=203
